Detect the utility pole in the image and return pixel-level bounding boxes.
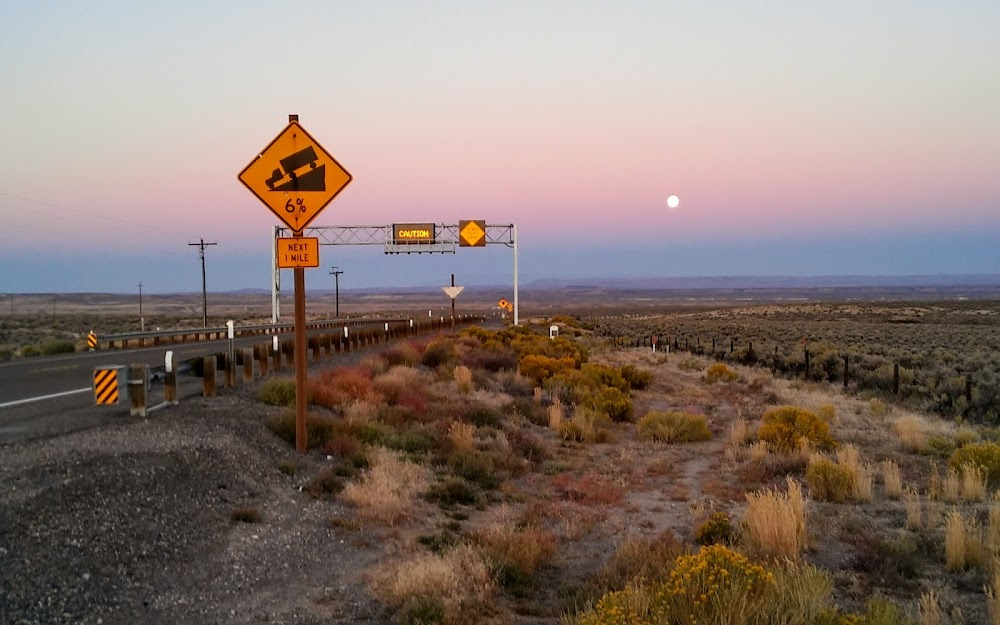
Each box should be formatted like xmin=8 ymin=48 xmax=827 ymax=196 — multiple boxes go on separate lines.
xmin=138 ymin=281 xmax=144 ymax=332
xmin=188 ymin=239 xmax=217 ymax=328
xmin=329 ymin=266 xmax=343 ymax=317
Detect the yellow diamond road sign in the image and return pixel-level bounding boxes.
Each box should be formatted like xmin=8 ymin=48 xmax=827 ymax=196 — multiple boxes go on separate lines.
xmin=238 ymin=120 xmax=352 ymax=232
xmin=459 ymin=220 xmax=486 ymax=247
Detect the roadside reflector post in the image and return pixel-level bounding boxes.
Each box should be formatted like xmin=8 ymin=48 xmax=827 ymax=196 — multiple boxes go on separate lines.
xmin=243 ymin=347 xmax=254 ymax=382
xmin=272 ymin=335 xmax=281 ymax=371
xmin=343 ymin=327 xmax=351 ymax=352
xmin=164 ymin=351 xmax=178 ymax=404
xmin=93 ymin=365 xmax=125 ymax=405
xmin=203 ymin=356 xmax=217 ymax=397
xmin=384 ymin=322 xmax=390 ymax=342
xmin=128 ymin=364 xmax=149 ymax=417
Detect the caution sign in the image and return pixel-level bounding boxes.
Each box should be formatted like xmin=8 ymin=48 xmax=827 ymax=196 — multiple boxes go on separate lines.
xmin=93 ymin=368 xmax=120 ymax=405
xmin=498 ymin=298 xmax=508 ymax=309
xmin=87 ymin=331 xmax=98 ymax=350
xmin=238 ymin=120 xmax=352 ymax=232
xmin=459 ymin=220 xmax=486 ymax=247
xmin=393 ymin=223 xmax=436 ymax=245
xmin=276 ymin=237 xmax=320 ymax=268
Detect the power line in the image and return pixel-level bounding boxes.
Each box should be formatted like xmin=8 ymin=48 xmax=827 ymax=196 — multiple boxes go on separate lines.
xmin=0 ymin=191 xmax=193 ymax=238
xmin=188 ymin=239 xmax=218 ymax=328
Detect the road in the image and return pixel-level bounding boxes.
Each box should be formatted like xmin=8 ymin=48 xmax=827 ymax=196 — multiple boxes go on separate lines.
xmin=0 ymin=317 xmax=486 ymax=445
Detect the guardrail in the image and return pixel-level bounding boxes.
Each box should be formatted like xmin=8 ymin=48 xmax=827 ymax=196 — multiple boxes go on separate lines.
xmin=99 ymin=317 xmax=413 ymax=349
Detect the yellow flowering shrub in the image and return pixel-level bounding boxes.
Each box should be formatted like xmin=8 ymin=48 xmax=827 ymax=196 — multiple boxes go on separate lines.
xmin=657 ymin=545 xmax=774 ymax=621
xmin=704 ymin=363 xmax=738 ymax=384
xmin=574 ymin=584 xmax=653 ymax=625
xmin=758 ymin=406 xmax=837 ymax=452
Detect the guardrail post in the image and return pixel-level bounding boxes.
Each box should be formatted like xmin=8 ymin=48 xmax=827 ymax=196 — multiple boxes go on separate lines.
xmin=311 ymin=336 xmax=321 ymax=362
xmin=164 ymin=351 xmax=178 ymax=404
xmin=243 ymin=347 xmax=254 ymax=383
xmin=323 ymin=334 xmax=332 ymax=356
xmin=282 ymin=339 xmax=294 ymax=367
xmin=203 ymin=356 xmax=217 ymax=397
xmin=343 ymin=327 xmax=351 ymax=352
xmin=224 ymin=352 xmax=236 ymax=388
xmin=128 ymin=364 xmax=148 ymax=417
xmin=256 ymin=344 xmax=268 ymax=377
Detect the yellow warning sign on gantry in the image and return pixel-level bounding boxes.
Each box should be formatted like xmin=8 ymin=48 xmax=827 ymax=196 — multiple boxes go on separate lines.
xmin=238 ymin=121 xmax=352 ymax=233
xmin=459 ymin=220 xmax=486 ymax=247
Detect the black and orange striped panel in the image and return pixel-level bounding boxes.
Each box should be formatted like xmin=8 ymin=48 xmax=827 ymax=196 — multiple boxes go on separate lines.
xmin=93 ymin=368 xmax=118 ymax=405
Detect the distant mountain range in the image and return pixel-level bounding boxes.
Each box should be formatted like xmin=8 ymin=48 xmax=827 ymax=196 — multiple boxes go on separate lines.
xmin=521 ymin=274 xmax=1000 ymax=290
xmin=122 ymin=274 xmax=1000 ymax=296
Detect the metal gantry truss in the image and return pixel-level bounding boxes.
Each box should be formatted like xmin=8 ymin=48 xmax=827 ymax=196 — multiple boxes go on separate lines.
xmin=271 ymin=223 xmax=519 ymax=324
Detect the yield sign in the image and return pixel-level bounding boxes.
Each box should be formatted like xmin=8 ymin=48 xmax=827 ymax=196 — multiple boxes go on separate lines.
xmin=459 ymin=220 xmax=486 ymax=247
xmin=442 ymin=286 xmax=464 ymax=299
xmin=238 ymin=120 xmax=352 ymax=232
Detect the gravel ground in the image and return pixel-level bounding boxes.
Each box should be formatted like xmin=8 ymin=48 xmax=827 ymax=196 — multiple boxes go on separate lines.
xmin=1 ymin=368 xmax=396 ymax=624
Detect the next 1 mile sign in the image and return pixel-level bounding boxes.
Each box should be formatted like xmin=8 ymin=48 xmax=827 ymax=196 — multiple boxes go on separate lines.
xmin=276 ymin=237 xmax=320 ymax=269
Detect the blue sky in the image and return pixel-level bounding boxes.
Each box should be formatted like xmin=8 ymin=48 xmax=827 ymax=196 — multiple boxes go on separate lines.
xmin=1 ymin=1 xmax=998 ymax=293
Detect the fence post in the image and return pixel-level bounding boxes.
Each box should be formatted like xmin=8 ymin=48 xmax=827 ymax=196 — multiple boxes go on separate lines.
xmin=893 ymin=363 xmax=900 ymax=395
xmin=128 ymin=364 xmax=148 ymax=417
xmin=966 ymin=375 xmax=973 ymax=402
xmin=712 ymin=338 xmax=716 ymax=353
xmin=164 ymin=351 xmax=178 ymax=404
xmin=203 ymin=356 xmax=216 ymax=397
xmin=843 ymin=355 xmax=849 ymax=388
xmin=730 ymin=339 xmax=735 ymax=353
xmin=804 ymin=349 xmax=810 ymax=379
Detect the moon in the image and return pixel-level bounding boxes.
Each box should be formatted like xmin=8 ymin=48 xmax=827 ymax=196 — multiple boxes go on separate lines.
xmin=666 ymin=194 xmax=680 ymax=209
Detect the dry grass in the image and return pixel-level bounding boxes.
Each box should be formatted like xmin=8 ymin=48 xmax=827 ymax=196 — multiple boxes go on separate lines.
xmin=945 ymin=509 xmax=983 ymax=572
xmin=453 ymin=365 xmax=474 ymax=394
xmin=929 ymin=462 xmax=942 ymax=500
xmin=989 ymin=493 xmax=1000 ymax=555
xmin=749 ymin=441 xmax=770 ymax=462
xmin=835 ymin=444 xmax=873 ymax=502
xmin=341 ymin=448 xmax=431 ymax=525
xmin=895 ymin=414 xmax=929 ymax=453
xmin=882 ymin=460 xmax=903 ymax=499
xmin=904 ymin=488 xmax=923 ymax=529
xmin=343 ymin=399 xmax=379 ymax=424
xmin=373 ymin=365 xmax=428 ymax=404
xmin=943 ymin=469 xmax=961 ymax=503
xmin=962 ymin=465 xmax=987 ymax=502
xmin=987 ymin=571 xmax=1000 ymax=625
xmin=448 ymin=421 xmax=475 ymax=452
xmin=533 ymin=386 xmax=542 ymax=403
xmin=560 ymin=406 xmax=611 ymax=444
xmin=548 ymin=397 xmax=564 ymax=429
xmin=375 ymin=544 xmax=494 ymax=625
xmin=918 ymin=590 xmax=943 ymax=625
xmin=728 ymin=418 xmax=754 ymax=447
xmin=744 ymin=478 xmax=808 ymax=560
xmin=472 ymin=521 xmax=557 ymax=586
xmin=945 ymin=510 xmax=966 ymax=571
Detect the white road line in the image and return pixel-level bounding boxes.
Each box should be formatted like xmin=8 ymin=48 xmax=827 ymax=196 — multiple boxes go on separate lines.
xmin=0 ymin=387 xmax=92 ymax=410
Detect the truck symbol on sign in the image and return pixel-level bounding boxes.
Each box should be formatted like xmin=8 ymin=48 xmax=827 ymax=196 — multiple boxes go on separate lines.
xmin=265 ymin=146 xmax=326 ymax=192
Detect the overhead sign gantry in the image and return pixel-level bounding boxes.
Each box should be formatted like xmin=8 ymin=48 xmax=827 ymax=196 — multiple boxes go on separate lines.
xmin=270 ymin=223 xmax=519 ymax=325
